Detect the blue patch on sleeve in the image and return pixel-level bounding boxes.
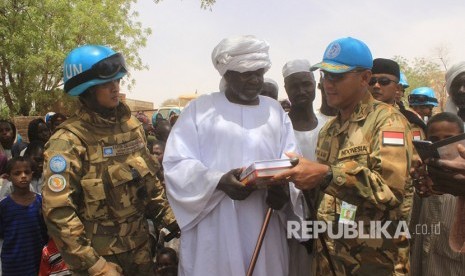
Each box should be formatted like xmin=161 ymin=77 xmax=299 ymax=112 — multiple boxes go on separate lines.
xmin=49 ymin=155 xmax=67 ymax=173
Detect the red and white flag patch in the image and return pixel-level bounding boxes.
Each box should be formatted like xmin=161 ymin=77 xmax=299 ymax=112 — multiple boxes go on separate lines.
xmin=382 ymin=131 xmax=405 ymax=146
xmin=412 ymin=130 xmax=422 ymax=141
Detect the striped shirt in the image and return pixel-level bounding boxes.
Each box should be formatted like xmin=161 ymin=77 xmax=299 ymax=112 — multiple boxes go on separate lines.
xmin=0 ymin=194 xmax=48 ymax=275
xmin=410 ymin=194 xmax=465 ymax=276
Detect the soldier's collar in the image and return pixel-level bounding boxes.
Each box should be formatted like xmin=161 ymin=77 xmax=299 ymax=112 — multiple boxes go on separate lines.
xmin=349 ymin=91 xmax=373 ymax=122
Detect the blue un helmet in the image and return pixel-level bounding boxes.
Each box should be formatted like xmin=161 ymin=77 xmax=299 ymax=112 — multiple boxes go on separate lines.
xmin=44 ymin=112 xmax=56 ymax=124
xmin=63 ymin=45 xmax=127 ymax=96
xmin=399 ymin=72 xmax=409 ymax=88
xmin=408 ymin=87 xmax=438 ymax=107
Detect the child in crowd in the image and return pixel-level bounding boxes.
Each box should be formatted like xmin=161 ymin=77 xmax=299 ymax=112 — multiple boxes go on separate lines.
xmin=39 ymin=238 xmax=71 ymax=276
xmin=28 ymin=118 xmax=51 ymax=144
xmin=155 ymin=247 xmax=178 ymax=274
xmin=0 ymin=141 xmax=46 ymax=199
xmin=49 ymin=113 xmax=67 ymax=134
xmin=410 ymin=112 xmax=465 ymax=275
xmin=24 ymin=141 xmax=45 ymax=193
xmin=0 ymin=120 xmax=23 ymax=160
xmin=149 ymin=140 xmax=166 ymax=182
xmin=0 ymin=157 xmax=48 ymax=275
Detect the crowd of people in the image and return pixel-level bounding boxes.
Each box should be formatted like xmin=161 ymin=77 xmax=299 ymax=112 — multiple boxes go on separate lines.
xmin=0 ymin=35 xmax=464 ymax=276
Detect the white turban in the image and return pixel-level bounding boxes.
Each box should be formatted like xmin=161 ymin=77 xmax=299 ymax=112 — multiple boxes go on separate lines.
xmin=445 ymin=62 xmax=465 ymax=113
xmin=282 ymin=59 xmax=312 ymax=78
xmin=264 ymin=78 xmax=279 ymax=91
xmin=211 ymin=35 xmax=271 ymax=77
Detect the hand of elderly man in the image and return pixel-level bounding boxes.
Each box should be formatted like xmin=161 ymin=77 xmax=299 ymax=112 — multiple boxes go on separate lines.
xmin=272 ymin=152 xmax=329 ymax=191
xmin=217 ymin=168 xmax=256 ymax=200
xmin=265 ymin=182 xmax=290 ymax=210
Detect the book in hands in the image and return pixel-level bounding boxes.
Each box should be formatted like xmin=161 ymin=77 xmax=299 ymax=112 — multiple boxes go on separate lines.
xmin=413 ymin=133 xmax=465 ymax=162
xmin=239 ymin=159 xmax=293 ymax=187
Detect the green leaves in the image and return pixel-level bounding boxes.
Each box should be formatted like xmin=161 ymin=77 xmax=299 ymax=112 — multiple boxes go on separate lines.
xmin=0 ymin=0 xmax=150 ymax=116
xmin=394 ymin=56 xmax=446 ymax=110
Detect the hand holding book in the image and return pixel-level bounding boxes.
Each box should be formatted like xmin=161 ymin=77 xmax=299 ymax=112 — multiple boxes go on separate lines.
xmin=425 ymin=143 xmax=465 ymax=197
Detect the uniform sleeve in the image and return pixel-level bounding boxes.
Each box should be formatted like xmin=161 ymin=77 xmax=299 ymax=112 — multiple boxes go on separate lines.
xmin=132 ymin=124 xmax=177 ymax=231
xmin=324 ymin=112 xmax=413 ymax=212
xmin=144 ymin=173 xmax=178 ymax=230
xmin=42 ymin=130 xmax=100 ymax=272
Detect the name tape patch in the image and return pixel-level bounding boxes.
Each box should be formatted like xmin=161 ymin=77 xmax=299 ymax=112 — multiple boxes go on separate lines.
xmin=103 ymin=137 xmax=145 ymax=157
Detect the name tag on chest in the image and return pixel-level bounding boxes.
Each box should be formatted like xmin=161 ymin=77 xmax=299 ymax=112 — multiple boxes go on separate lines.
xmin=103 ymin=137 xmax=145 ymax=157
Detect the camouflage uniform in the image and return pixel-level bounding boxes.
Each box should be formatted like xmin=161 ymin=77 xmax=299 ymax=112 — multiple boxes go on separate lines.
xmin=395 ymin=102 xmax=426 ymax=275
xmin=42 ymin=102 xmax=177 ymax=275
xmin=314 ymin=93 xmax=414 ymax=276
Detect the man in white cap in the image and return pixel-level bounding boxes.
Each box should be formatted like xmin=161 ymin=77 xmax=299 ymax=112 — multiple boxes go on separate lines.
xmin=282 ymin=59 xmax=319 ymax=276
xmin=163 ymin=35 xmax=302 ymax=276
xmin=283 ymin=59 xmax=320 ymax=160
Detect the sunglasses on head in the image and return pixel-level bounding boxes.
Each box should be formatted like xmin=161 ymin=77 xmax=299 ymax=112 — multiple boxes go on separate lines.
xmin=408 ymin=95 xmax=438 ymax=104
xmin=320 ymin=69 xmax=365 ymax=82
xmin=369 ymin=77 xmax=397 ymax=86
xmin=65 ymin=53 xmax=127 ymax=92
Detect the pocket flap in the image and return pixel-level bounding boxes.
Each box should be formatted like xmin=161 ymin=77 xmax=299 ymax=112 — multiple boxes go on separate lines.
xmin=81 ymin=179 xmax=106 ymax=201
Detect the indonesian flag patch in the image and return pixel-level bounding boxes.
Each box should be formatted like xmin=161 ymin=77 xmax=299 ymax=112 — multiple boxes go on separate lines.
xmin=412 ymin=130 xmax=422 ymax=141
xmin=382 ymin=131 xmax=405 ymax=146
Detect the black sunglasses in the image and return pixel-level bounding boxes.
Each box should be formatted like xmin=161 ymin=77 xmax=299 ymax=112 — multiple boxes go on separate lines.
xmin=320 ymin=69 xmax=365 ymax=82
xmin=369 ymin=77 xmax=397 ymax=86
xmin=64 ymin=53 xmax=127 ymax=92
xmin=408 ymin=95 xmax=438 ymax=104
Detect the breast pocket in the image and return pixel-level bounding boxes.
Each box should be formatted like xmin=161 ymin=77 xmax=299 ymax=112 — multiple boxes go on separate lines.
xmin=80 ymin=179 xmax=108 ymax=220
xmin=106 ymin=156 xmax=155 ymax=213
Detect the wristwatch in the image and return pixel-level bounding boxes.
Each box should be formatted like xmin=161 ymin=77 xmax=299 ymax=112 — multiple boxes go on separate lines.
xmin=320 ymin=167 xmax=333 ymax=191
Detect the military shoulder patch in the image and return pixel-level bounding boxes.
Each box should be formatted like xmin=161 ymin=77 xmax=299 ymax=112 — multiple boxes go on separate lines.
xmin=49 ymin=155 xmax=67 ymax=173
xmin=48 ymin=174 xmax=67 ymax=192
xmin=382 ymin=131 xmax=405 ymax=146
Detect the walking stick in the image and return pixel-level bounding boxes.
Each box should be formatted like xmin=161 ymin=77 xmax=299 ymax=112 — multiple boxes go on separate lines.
xmin=246 ymin=158 xmax=300 ymax=276
xmin=246 ymin=207 xmax=273 ymax=276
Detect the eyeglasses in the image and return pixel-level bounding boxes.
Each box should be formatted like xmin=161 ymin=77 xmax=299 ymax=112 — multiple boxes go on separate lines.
xmin=320 ymin=69 xmax=365 ymax=82
xmin=408 ymin=95 xmax=438 ymax=104
xmin=64 ymin=53 xmax=127 ymax=92
xmin=369 ymin=77 xmax=397 ymax=86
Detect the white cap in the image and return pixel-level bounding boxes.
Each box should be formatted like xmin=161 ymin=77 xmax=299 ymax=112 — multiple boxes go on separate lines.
xmin=282 ymin=59 xmax=312 ymax=78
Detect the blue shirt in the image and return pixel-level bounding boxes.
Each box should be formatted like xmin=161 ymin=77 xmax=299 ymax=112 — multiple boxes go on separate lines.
xmin=0 ymin=194 xmax=48 ymax=275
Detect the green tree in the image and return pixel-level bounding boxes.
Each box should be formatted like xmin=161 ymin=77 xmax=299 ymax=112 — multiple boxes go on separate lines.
xmin=155 ymin=0 xmax=216 ymax=9
xmin=0 ymin=0 xmax=151 ymax=116
xmin=394 ymin=56 xmax=446 ymax=111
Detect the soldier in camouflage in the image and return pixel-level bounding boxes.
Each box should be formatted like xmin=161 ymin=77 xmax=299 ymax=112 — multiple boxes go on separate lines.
xmin=42 ymin=45 xmax=178 ymax=276
xmin=369 ymin=58 xmax=423 ymax=275
xmin=274 ymin=37 xmax=414 ymax=275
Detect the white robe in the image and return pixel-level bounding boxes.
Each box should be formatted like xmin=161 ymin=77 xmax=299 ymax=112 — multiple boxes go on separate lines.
xmin=164 ymin=93 xmax=302 ymax=276
xmin=293 ymin=110 xmax=333 ymax=162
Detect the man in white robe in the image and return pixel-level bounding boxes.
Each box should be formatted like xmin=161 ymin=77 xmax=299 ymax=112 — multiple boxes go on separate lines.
xmin=164 ymin=35 xmax=302 ymax=276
